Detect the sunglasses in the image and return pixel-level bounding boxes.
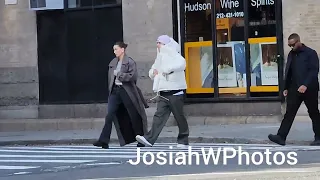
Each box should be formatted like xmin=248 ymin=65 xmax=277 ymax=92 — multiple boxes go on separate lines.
xmin=288 ymin=41 xmax=298 ymax=47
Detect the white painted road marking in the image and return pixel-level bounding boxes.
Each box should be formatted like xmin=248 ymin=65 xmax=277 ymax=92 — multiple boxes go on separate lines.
xmin=0 ymin=154 xmax=137 ymax=158
xmin=85 ymin=162 xmax=121 ymax=166
xmin=0 ymin=160 xmax=96 ymax=163
xmin=1 ymin=143 xmax=320 ymax=177
xmin=13 ymin=172 xmax=32 ymax=175
xmin=0 ymin=148 xmax=222 ymax=154
xmin=0 ymin=166 xmax=40 ymax=170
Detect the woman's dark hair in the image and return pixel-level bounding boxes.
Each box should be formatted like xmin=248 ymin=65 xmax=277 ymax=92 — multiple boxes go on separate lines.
xmin=114 ymin=41 xmax=128 ymax=49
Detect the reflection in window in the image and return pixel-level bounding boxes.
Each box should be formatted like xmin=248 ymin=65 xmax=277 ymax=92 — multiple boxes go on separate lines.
xmin=215 ymin=0 xmax=246 ymax=95
xmin=248 ymin=2 xmax=278 ymax=87
xmin=94 ymin=0 xmax=121 ymax=6
xmin=248 ymin=1 xmax=276 ymax=38
xmin=183 ymin=0 xmax=214 ymax=94
xmin=68 ymin=0 xmax=121 ymax=8
xmin=184 ymin=0 xmax=212 ymax=42
xmin=68 ymin=0 xmax=80 ymax=8
xmin=201 ymin=46 xmax=214 ymax=88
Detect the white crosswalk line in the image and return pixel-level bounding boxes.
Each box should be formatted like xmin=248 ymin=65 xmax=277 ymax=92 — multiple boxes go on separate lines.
xmin=0 ymin=160 xmax=96 ymax=163
xmin=0 ymin=142 xmax=318 ymax=176
xmin=0 ymin=165 xmax=40 ymax=170
xmin=13 ymin=172 xmax=32 ymax=175
xmin=0 ymin=149 xmax=219 ymax=154
xmin=0 ymin=155 xmax=137 ymax=158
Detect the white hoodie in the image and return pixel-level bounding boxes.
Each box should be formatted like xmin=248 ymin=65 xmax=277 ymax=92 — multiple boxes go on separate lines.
xmin=149 ymin=38 xmax=187 ymax=92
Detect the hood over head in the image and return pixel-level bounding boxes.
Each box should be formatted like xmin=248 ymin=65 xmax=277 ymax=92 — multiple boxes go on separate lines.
xmin=157 ymin=35 xmax=181 ymax=54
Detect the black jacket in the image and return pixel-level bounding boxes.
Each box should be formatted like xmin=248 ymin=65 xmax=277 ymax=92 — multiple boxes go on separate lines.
xmin=284 ymin=44 xmax=319 ymax=91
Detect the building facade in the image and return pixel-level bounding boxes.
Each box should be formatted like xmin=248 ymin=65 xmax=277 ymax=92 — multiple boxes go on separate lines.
xmin=0 ymin=0 xmax=319 ymax=119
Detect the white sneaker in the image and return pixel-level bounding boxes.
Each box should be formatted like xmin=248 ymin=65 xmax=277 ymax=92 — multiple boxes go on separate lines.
xmin=176 ymin=144 xmax=188 ymax=148
xmin=135 ymin=135 xmax=152 ymax=147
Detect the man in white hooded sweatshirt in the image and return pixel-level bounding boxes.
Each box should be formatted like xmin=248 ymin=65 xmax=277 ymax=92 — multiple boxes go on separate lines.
xmin=136 ymin=35 xmax=189 ymax=147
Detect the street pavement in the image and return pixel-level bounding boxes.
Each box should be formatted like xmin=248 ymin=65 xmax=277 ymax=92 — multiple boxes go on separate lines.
xmin=1 ymin=143 xmax=320 ymax=180
xmin=0 ymin=121 xmax=317 ymax=146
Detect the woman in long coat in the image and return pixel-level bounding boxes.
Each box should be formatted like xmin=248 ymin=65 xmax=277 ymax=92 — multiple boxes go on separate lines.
xmin=93 ymin=41 xmax=148 ymax=149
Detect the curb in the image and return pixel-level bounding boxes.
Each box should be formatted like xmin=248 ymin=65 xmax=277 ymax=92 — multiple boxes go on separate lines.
xmin=0 ymin=115 xmax=284 ymax=132
xmin=0 ymin=137 xmax=313 ymax=146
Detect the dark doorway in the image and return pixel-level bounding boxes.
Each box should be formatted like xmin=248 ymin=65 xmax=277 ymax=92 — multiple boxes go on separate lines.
xmin=37 ymin=6 xmax=123 ymax=104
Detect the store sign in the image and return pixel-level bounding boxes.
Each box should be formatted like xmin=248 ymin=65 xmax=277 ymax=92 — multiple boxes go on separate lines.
xmin=185 ymin=0 xmax=274 ymax=13
xmin=216 ymin=11 xmax=244 ymax=19
xmin=217 ymin=0 xmax=243 ymax=18
xmin=184 ymin=2 xmax=211 ymax=12
xmin=251 ymin=0 xmax=274 ymax=8
xmin=220 ymin=0 xmax=240 ymax=9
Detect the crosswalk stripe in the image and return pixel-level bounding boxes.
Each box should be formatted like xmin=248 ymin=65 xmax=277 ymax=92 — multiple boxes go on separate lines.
xmin=84 ymin=162 xmax=121 ymax=166
xmin=47 ymin=143 xmax=281 ymax=148
xmin=2 ymin=146 xmax=225 ymax=151
xmin=0 ymin=149 xmax=220 ymax=154
xmin=0 ymin=165 xmax=40 ymax=170
xmin=13 ymin=172 xmax=32 ymax=175
xmin=0 ymin=147 xmax=246 ymax=151
xmin=0 ymin=160 xmax=96 ymax=163
xmin=4 ymin=147 xmax=108 ymax=151
xmin=3 ymin=147 xmax=212 ymax=151
xmin=0 ymin=143 xmax=319 ymax=176
xmin=0 ymin=155 xmax=137 ymax=158
xmin=44 ymin=143 xmax=320 ymax=150
xmin=3 ymin=146 xmax=319 ymax=151
xmin=0 ymin=145 xmax=317 ymax=155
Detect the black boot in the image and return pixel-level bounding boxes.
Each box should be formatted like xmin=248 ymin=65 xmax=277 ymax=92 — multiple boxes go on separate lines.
xmin=93 ymin=141 xmax=109 ymax=149
xmin=268 ymin=134 xmax=286 ymax=146
xmin=310 ymin=138 xmax=320 ymax=146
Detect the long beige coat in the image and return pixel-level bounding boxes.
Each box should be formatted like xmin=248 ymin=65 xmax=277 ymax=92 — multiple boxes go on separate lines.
xmin=108 ymin=54 xmax=148 ymax=146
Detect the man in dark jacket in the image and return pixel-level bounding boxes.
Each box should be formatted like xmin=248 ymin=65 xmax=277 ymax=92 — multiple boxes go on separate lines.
xmin=268 ymin=33 xmax=320 ymax=146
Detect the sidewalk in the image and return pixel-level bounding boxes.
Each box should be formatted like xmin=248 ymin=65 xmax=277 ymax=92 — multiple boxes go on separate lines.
xmin=0 ymin=121 xmax=315 ymax=146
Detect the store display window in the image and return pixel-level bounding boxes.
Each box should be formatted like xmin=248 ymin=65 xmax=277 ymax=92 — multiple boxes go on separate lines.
xmin=182 ymin=0 xmax=280 ymax=98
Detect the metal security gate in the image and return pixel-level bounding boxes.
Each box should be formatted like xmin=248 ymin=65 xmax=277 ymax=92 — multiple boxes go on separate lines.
xmin=37 ymin=4 xmax=123 ymax=104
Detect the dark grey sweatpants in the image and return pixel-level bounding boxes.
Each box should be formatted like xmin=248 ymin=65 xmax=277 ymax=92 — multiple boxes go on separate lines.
xmin=144 ymin=94 xmax=189 ymax=145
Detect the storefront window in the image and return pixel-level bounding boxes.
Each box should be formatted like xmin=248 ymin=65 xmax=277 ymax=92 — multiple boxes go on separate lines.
xmin=248 ymin=0 xmax=279 ymax=93
xmin=68 ymin=0 xmax=121 ymax=8
xmin=215 ymin=0 xmax=246 ymax=97
xmin=184 ymin=0 xmax=214 ymax=94
xmin=182 ymin=0 xmax=280 ymax=97
xmin=94 ymin=0 xmax=121 ymax=6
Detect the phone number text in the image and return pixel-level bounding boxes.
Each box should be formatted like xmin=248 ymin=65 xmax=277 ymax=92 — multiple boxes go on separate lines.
xmin=216 ymin=12 xmax=244 ymax=19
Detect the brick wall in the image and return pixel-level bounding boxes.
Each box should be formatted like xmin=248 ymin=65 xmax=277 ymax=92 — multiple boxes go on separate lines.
xmin=282 ymin=0 xmax=320 ymax=91
xmin=122 ymin=0 xmax=174 ymax=99
xmin=282 ymin=0 xmax=320 ymax=59
xmin=0 ymin=0 xmax=38 ymax=106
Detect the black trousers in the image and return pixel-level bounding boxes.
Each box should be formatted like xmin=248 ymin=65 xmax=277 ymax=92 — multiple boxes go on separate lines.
xmin=278 ymin=88 xmax=320 ymax=140
xmin=99 ymin=85 xmax=143 ymax=144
